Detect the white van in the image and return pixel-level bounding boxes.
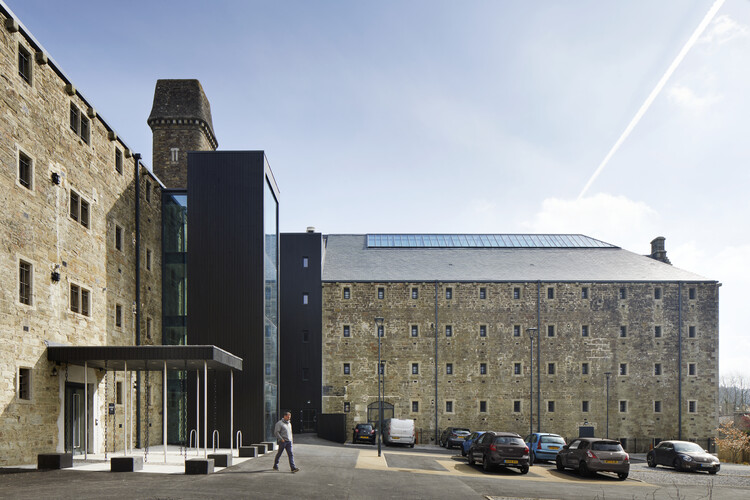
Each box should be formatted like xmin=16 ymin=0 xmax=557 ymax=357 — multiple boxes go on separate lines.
xmin=382 ymin=418 xmax=415 ymax=447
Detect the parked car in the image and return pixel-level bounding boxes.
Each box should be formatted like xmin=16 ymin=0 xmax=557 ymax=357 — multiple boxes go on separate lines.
xmin=352 ymin=423 xmax=376 ymax=444
xmin=556 ymin=437 xmax=629 ymax=480
xmin=440 ymin=427 xmax=471 ymax=449
xmin=383 ymin=418 xmax=415 ymax=447
xmin=462 ymin=431 xmax=486 ymax=457
xmin=467 ymin=431 xmax=530 ymax=474
xmin=646 ymin=440 xmax=720 ymax=474
xmin=525 ymin=433 xmax=566 ymax=464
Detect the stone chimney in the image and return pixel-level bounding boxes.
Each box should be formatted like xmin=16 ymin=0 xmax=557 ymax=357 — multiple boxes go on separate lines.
xmin=649 ymin=236 xmax=671 ymax=264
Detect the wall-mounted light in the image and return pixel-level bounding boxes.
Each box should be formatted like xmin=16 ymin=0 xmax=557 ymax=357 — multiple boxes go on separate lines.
xmin=51 ymin=172 xmax=60 ymax=185
xmin=51 ymin=366 xmax=58 ymax=377
xmin=51 ymin=271 xmax=60 ymax=282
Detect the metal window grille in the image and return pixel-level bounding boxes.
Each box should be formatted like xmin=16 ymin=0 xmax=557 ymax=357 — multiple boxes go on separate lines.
xmin=18 ymin=368 xmax=31 ymax=400
xmin=343 ymin=363 xmax=350 ymax=375
xmin=70 ymin=104 xmax=80 ymax=134
xmin=619 ymin=363 xmax=627 ymax=376
xmin=343 ymin=326 xmax=350 ymax=337
xmin=446 ymin=401 xmax=453 ymax=412
xmin=412 ymin=363 xmax=418 ymax=375
xmin=654 ymin=326 xmax=662 ymax=338
xmin=80 ymin=114 xmax=90 ymax=144
xmin=115 ymin=148 xmax=123 ymax=173
xmin=19 ymin=260 xmax=32 ymax=305
xmin=654 ymin=287 xmax=662 ymax=299
xmin=343 ymin=288 xmax=350 ymax=299
xmin=514 ymin=363 xmax=521 ymax=375
xmin=115 ymin=304 xmax=122 ymax=327
xmin=548 ymin=363 xmax=555 ymax=375
xmin=18 ymin=45 xmax=31 ymax=83
xmin=412 ymin=401 xmax=419 ymax=412
xmin=480 ymin=363 xmax=487 ymax=375
xmin=547 ymin=325 xmax=555 ymax=337
xmin=581 ymin=325 xmax=589 ymax=337
xmin=581 ymin=287 xmax=589 ymax=299
xmin=547 ymin=287 xmax=554 ymax=299
xmin=445 ymin=288 xmax=452 ymax=299
xmin=446 ymin=363 xmax=452 ymax=375
xmin=548 ymin=401 xmax=555 ymax=412
xmin=479 ymin=288 xmax=486 ymax=299
xmin=378 ymin=287 xmax=384 ymax=299
xmin=81 ymin=288 xmax=90 ymax=316
xmin=19 ymin=152 xmax=31 ymax=189
xmin=654 ymin=364 xmax=662 ymax=375
xmin=620 ymin=401 xmax=627 ymax=412
xmin=581 ymin=363 xmax=589 ymax=375
xmin=479 ymin=325 xmax=486 ymax=337
xmin=582 ymin=401 xmax=589 ymax=412
xmin=411 ymin=325 xmax=418 ymax=337
xmin=513 ymin=325 xmax=520 ymax=337
xmin=411 ymin=288 xmax=418 ymax=299
xmin=620 ymin=326 xmax=627 ymax=338
xmin=513 ymin=401 xmax=521 ymax=412
xmin=654 ymin=401 xmax=662 ymax=413
xmin=70 ymin=284 xmax=80 ymax=313
xmin=445 ymin=325 xmax=452 ymax=337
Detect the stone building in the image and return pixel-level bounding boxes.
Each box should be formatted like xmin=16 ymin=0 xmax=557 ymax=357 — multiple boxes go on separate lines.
xmin=0 ymin=3 xmax=163 ymax=465
xmin=320 ymin=234 xmax=719 ymax=452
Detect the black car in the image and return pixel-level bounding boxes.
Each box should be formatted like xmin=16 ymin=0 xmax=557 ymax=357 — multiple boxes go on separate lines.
xmin=467 ymin=431 xmax=530 ymax=474
xmin=440 ymin=427 xmax=471 ymax=449
xmin=353 ymin=423 xmax=376 ymax=444
xmin=647 ymin=440 xmax=720 ymax=474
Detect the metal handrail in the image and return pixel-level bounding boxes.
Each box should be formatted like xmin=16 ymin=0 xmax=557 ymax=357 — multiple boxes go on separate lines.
xmin=189 ymin=429 xmax=198 ymax=455
xmin=212 ymin=430 xmax=220 ymax=453
xmin=235 ymin=431 xmax=242 ymax=457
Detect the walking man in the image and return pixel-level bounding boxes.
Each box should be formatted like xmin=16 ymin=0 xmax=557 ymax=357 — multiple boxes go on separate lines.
xmin=273 ymin=411 xmax=299 ymax=472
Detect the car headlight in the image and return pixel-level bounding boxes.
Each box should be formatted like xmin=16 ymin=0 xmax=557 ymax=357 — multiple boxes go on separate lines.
xmin=679 ymin=454 xmax=693 ymax=462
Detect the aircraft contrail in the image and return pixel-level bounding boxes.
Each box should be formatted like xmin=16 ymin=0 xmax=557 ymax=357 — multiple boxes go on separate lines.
xmin=577 ymin=0 xmax=725 ymax=200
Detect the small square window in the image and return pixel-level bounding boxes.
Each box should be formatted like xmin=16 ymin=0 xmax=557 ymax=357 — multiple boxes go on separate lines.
xmin=514 ymin=363 xmax=521 ymax=375
xmin=513 ymin=325 xmax=520 ymax=337
xmin=411 ymin=287 xmax=418 ymax=299
xmin=479 ymin=325 xmax=487 ymax=337
xmin=378 ymin=325 xmax=384 ymax=337
xmin=654 ymin=363 xmax=661 ymax=375
xmin=343 ymin=287 xmax=350 ymax=299
xmin=18 ymin=367 xmax=31 ymax=400
xmin=18 ymin=44 xmax=31 ymax=84
xmin=445 ymin=325 xmax=452 ymax=337
xmin=688 ymin=326 xmax=696 ymax=338
xmin=619 ymin=363 xmax=628 ymax=376
xmin=548 ymin=363 xmax=555 ymax=375
xmin=446 ymin=401 xmax=453 ymax=413
xmin=19 ymin=260 xmax=32 ymax=305
xmin=548 ymin=401 xmax=555 ymax=412
xmin=412 ymin=401 xmax=419 ymax=412
xmin=479 ymin=400 xmax=487 ymax=413
xmin=115 ymin=224 xmax=123 ymax=251
xmin=620 ymin=400 xmax=628 ymax=413
xmin=620 ymin=326 xmax=627 ymax=338
xmin=654 ymin=326 xmax=662 ymax=338
xmin=69 ymin=190 xmax=90 ymax=228
xmin=479 ymin=287 xmax=487 ymax=299
xmin=654 ymin=401 xmax=662 ymax=413
xmin=378 ymin=287 xmax=384 ymax=299
xmin=581 ymin=363 xmax=589 ymax=375
xmin=688 ymin=363 xmax=697 ymax=376
xmin=115 ymin=304 xmax=122 ymax=328
xmin=115 ymin=148 xmax=123 ymax=174
xmin=513 ymin=287 xmax=520 ymax=299
xmin=581 ymin=287 xmax=589 ymax=299
xmin=344 ymin=402 xmax=350 ymax=413
xmin=619 ymin=287 xmax=627 ymax=299
xmin=689 ymin=287 xmax=696 ymax=299
xmin=302 ymin=293 xmax=309 ymax=305
xmin=302 ymin=256 xmax=309 ymax=268
xmin=445 ymin=287 xmax=452 ymax=299
xmin=582 ymin=400 xmax=589 ymax=412
xmin=18 ymin=151 xmax=32 ymax=190
xmin=581 ymin=325 xmax=589 ymax=337
xmin=446 ymin=363 xmax=453 ymax=375
xmin=411 ymin=325 xmax=419 ymax=337
xmin=688 ymin=400 xmax=697 ymax=413
xmin=547 ymin=287 xmax=554 ymax=299
xmin=70 ymin=284 xmax=90 ymax=316
xmin=343 ymin=363 xmax=350 ymax=375
xmin=412 ymin=363 xmax=419 ymax=375
xmin=654 ymin=287 xmax=662 ymax=299
xmin=513 ymin=400 xmax=521 ymax=413
xmin=547 ymin=325 xmax=555 ymax=337
xmin=343 ymin=325 xmax=350 ymax=338
xmin=480 ymin=363 xmax=487 ymax=375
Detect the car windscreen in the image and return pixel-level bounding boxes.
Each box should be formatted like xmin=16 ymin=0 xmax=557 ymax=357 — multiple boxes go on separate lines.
xmin=540 ymin=436 xmax=565 ymax=444
xmin=591 ymin=441 xmax=623 ymax=452
xmin=494 ymin=437 xmax=525 ymax=446
xmin=673 ymin=442 xmax=704 ymax=453
xmin=358 ymin=425 xmax=372 ymax=431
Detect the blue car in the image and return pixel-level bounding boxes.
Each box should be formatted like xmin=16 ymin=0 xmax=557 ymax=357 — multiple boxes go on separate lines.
xmin=524 ymin=433 xmax=566 ymax=464
xmin=461 ymin=431 xmax=486 ymax=457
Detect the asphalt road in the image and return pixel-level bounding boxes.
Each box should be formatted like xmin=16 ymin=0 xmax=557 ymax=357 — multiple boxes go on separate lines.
xmin=1 ymin=435 xmax=748 ymax=500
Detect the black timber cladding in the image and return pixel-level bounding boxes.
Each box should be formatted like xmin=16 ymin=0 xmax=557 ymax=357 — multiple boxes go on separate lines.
xmin=187 ymin=150 xmax=278 ymax=448
xmin=279 ymin=232 xmax=322 ymax=431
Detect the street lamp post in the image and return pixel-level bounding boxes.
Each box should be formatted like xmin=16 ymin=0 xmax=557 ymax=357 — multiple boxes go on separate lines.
xmin=604 ymin=372 xmax=612 ymax=439
xmin=375 ymin=317 xmax=384 ymax=457
xmin=526 ymin=328 xmax=538 ymax=437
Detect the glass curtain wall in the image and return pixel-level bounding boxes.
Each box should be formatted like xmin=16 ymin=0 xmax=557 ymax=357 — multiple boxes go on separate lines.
xmin=162 ymin=192 xmax=188 ymax=443
xmin=263 ymin=177 xmax=279 ymax=440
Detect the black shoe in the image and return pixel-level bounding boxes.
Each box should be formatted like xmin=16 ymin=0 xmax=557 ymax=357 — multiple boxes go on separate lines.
xmin=291 ymin=468 xmax=300 ymax=473
xmin=272 ymin=465 xmax=278 ymax=470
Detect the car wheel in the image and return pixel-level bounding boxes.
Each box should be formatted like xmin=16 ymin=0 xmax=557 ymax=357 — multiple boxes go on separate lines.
xmin=556 ymin=456 xmax=565 ymax=471
xmin=408 ymin=443 xmax=414 ymax=448
xmin=520 ymin=465 xmax=529 ymax=474
xmin=529 ymin=451 xmax=535 ymax=466
xmin=579 ymin=461 xmax=590 ymax=477
xmin=468 ymin=453 xmax=475 ymax=466
xmin=673 ymin=458 xmax=682 ymax=472
xmin=709 ymin=469 xmax=718 ymax=475
xmin=617 ymin=472 xmax=628 ymax=480
xmin=482 ymin=455 xmax=493 ymax=472
xmin=647 ymin=453 xmax=656 ymax=468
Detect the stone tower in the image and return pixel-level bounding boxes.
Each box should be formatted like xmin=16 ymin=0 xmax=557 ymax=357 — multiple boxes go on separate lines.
xmin=147 ymin=79 xmax=218 ymax=189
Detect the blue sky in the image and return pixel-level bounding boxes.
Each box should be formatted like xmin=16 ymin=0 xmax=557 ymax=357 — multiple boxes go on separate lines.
xmin=8 ymin=0 xmax=750 ymax=377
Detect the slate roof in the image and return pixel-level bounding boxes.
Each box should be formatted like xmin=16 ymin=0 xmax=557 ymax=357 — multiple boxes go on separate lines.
xmin=321 ymin=234 xmax=713 ymax=282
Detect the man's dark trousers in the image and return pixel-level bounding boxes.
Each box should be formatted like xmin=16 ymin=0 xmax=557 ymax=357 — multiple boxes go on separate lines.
xmin=274 ymin=440 xmax=296 ymax=469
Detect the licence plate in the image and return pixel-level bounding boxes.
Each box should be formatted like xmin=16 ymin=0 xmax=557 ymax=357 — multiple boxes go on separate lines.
xmin=392 ymin=436 xmax=399 ymax=440
xmin=549 ymin=446 xmax=559 ymax=450
xmin=504 ymin=460 xmax=518 ymax=464
xmin=604 ymin=460 xmax=618 ymax=464
xmin=700 ymin=463 xmax=712 ymax=467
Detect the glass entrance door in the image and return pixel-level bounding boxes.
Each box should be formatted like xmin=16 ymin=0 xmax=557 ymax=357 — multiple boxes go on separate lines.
xmin=65 ymin=383 xmax=86 ymax=455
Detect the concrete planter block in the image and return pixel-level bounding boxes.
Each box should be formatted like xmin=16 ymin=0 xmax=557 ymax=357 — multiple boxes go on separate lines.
xmin=111 ymin=456 xmax=143 ymax=472
xmin=238 ymin=446 xmax=258 ymax=457
xmin=252 ymin=443 xmax=268 ymax=454
xmin=185 ymin=458 xmax=214 ymax=475
xmin=208 ymin=453 xmax=232 ymax=467
xmin=261 ymin=441 xmax=277 ymax=451
xmin=37 ymin=453 xmax=73 ymax=469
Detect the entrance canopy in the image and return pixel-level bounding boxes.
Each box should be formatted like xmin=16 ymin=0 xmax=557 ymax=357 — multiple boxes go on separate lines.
xmin=47 ymin=344 xmax=242 ymax=371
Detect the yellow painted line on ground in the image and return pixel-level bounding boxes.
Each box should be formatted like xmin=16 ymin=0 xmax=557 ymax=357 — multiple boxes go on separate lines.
xmin=354 ymin=449 xmax=653 ymax=487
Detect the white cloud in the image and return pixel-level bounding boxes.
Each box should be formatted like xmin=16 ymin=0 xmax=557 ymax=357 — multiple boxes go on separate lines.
xmin=666 ymin=84 xmax=721 ymax=113
xmin=699 ymin=14 xmax=750 ymax=46
xmin=523 ymin=193 xmax=659 ymax=251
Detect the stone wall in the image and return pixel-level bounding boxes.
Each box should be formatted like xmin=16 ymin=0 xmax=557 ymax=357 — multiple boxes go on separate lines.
xmin=0 ymin=11 xmax=162 ymax=465
xmin=322 ymin=281 xmax=719 ymax=451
